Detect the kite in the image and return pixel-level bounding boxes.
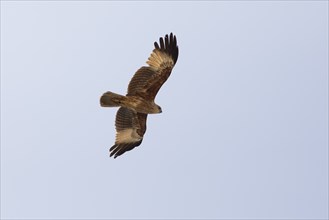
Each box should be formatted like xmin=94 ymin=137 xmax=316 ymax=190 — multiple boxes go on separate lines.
xmin=100 ymin=33 xmax=179 ymax=158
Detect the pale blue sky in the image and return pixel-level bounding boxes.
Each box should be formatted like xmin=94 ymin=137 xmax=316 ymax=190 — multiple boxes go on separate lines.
xmin=1 ymin=1 xmax=328 ymax=219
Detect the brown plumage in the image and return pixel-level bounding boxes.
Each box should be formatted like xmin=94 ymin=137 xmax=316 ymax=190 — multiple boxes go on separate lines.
xmin=100 ymin=33 xmax=179 ymax=158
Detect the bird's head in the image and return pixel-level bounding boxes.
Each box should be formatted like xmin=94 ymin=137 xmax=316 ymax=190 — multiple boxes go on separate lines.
xmin=148 ymin=102 xmax=162 ymax=114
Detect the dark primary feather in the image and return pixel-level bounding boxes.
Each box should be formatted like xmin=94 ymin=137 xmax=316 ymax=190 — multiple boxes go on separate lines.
xmin=154 ymin=33 xmax=179 ymax=64
xmin=110 ymin=141 xmax=142 ymax=158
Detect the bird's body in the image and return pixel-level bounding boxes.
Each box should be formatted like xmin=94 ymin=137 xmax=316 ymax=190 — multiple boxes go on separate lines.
xmin=100 ymin=33 xmax=179 ymax=158
xmin=101 ymin=91 xmax=162 ymax=114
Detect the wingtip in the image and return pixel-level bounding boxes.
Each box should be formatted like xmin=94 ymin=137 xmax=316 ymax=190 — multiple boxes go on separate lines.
xmin=153 ymin=33 xmax=179 ymax=65
xmin=109 ymin=145 xmax=117 ymax=158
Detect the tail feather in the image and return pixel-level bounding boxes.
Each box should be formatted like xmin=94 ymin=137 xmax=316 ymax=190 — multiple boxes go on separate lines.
xmin=100 ymin=91 xmax=126 ymax=107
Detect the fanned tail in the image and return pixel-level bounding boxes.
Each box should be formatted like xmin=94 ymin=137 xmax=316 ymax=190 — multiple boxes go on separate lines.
xmin=100 ymin=91 xmax=126 ymax=107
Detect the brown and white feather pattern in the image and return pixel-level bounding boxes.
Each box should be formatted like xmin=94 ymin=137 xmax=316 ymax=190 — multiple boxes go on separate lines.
xmin=127 ymin=33 xmax=179 ymax=100
xmin=110 ymin=107 xmax=145 ymax=158
xmin=104 ymin=33 xmax=178 ymax=158
xmin=146 ymin=49 xmax=174 ymax=71
xmin=127 ymin=67 xmax=156 ymax=96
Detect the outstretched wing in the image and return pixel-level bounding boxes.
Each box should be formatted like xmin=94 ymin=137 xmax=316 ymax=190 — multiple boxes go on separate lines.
xmin=109 ymin=107 xmax=147 ymax=158
xmin=127 ymin=33 xmax=179 ymax=100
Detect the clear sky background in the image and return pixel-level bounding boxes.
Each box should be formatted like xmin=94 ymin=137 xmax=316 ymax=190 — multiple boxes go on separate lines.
xmin=1 ymin=1 xmax=328 ymax=219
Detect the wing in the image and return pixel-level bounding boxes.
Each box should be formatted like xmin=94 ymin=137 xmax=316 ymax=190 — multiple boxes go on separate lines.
xmin=127 ymin=33 xmax=179 ymax=100
xmin=110 ymin=107 xmax=148 ymax=158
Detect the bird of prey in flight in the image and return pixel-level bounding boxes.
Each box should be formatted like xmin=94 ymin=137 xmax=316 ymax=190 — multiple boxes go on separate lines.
xmin=100 ymin=33 xmax=179 ymax=158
